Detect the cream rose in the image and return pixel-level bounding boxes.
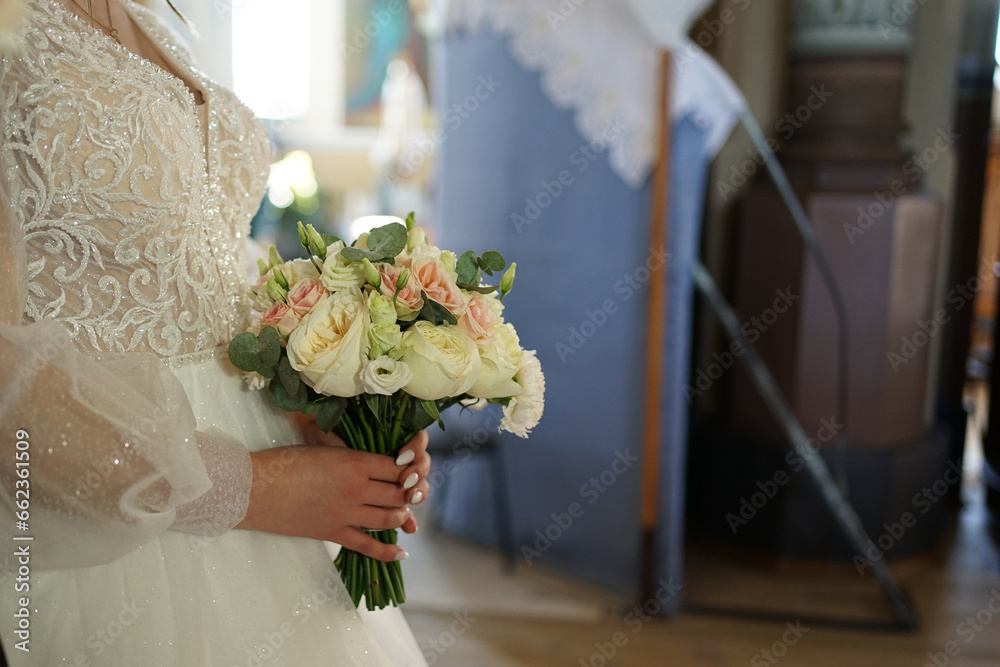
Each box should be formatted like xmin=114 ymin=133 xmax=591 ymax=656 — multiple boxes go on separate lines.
xmin=401 ymin=322 xmax=481 ymax=400
xmin=361 ymin=357 xmax=413 ymax=395
xmin=321 ymin=242 xmax=366 ymax=292
xmin=286 ymin=287 xmax=370 ymax=397
xmin=468 ymin=322 xmax=523 ymax=398
xmin=500 ymin=350 xmax=545 ymax=438
xmin=412 ymin=257 xmax=466 ymax=316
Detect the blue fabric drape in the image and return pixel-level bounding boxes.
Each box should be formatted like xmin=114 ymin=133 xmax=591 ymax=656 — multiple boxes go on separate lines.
xmin=433 ymin=30 xmax=711 ymax=605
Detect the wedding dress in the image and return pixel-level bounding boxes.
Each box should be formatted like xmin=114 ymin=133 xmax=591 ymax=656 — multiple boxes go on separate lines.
xmin=0 ymin=1 xmax=427 ymax=664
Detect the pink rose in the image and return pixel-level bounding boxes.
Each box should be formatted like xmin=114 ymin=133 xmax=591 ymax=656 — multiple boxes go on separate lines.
xmin=380 ymin=264 xmax=423 ymax=317
xmin=287 ymin=279 xmax=325 ymax=317
xmin=260 ymin=302 xmax=300 ymax=338
xmin=412 ymin=258 xmax=466 ymax=316
xmin=458 ymin=293 xmax=498 ymax=343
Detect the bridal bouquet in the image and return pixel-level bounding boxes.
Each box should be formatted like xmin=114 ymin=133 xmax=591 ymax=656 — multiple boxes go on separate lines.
xmin=228 ymin=214 xmax=544 ymax=610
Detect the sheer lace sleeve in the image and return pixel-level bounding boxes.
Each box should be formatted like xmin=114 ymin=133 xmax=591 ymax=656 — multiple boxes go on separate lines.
xmin=0 ymin=0 xmax=260 ymax=570
xmin=0 ymin=197 xmax=254 ymax=569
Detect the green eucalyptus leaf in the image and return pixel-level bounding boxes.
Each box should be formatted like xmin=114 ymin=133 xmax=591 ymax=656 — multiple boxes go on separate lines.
xmin=316 ymin=397 xmax=348 ymax=432
xmin=277 ymin=355 xmax=300 ymax=396
xmin=456 ymin=250 xmax=478 ymax=285
xmin=321 ymin=233 xmax=343 ymax=248
xmin=268 ymin=374 xmax=309 ymax=412
xmin=419 ymin=293 xmax=458 ymax=326
xmin=258 ymin=327 xmax=282 ymax=372
xmin=478 ymin=251 xmax=505 ymax=275
xmin=366 ymin=223 xmax=407 ymax=258
xmin=228 ymin=332 xmax=261 ymax=372
xmin=341 ymin=246 xmax=388 ymax=263
xmin=457 ymin=283 xmax=499 ymax=295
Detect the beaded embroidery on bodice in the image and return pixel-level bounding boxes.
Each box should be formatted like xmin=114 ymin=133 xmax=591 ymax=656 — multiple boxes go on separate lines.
xmin=1 ymin=0 xmax=270 ymax=357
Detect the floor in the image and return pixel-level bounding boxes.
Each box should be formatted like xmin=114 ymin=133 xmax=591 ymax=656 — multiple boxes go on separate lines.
xmin=399 ymin=404 xmax=1000 ymax=666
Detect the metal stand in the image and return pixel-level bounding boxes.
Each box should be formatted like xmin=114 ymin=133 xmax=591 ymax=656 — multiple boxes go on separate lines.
xmin=692 ymin=262 xmax=919 ymax=630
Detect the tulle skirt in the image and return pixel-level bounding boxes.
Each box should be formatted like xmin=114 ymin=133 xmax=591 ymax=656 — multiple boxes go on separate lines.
xmin=2 ymin=350 xmax=427 ymax=666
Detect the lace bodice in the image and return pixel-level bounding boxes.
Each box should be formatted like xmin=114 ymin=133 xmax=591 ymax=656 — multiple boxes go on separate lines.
xmin=1 ymin=0 xmax=270 ymax=357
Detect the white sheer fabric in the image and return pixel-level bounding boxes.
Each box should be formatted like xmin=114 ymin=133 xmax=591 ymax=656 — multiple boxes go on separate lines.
xmin=0 ymin=1 xmax=425 ymax=664
xmin=445 ymin=0 xmax=745 ymax=187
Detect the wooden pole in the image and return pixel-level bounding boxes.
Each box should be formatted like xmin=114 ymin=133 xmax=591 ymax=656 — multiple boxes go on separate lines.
xmin=639 ymin=50 xmax=672 ymax=607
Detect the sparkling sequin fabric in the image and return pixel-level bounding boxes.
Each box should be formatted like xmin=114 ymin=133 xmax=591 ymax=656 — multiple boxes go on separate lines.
xmin=4 ymin=0 xmax=269 ymax=356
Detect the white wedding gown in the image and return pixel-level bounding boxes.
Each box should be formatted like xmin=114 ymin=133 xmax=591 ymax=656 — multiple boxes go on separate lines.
xmin=0 ymin=1 xmax=427 ymax=664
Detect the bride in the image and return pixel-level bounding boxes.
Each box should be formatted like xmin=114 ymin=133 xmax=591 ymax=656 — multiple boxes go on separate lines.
xmin=0 ymin=0 xmax=431 ymax=664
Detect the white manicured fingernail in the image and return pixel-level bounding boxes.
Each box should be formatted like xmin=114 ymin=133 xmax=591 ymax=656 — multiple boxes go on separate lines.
xmin=394 ymin=550 xmax=410 ymax=561
xmin=410 ymin=489 xmax=425 ymax=505
xmin=403 ymin=472 xmax=419 ymax=490
xmin=395 ymin=450 xmax=415 ymax=466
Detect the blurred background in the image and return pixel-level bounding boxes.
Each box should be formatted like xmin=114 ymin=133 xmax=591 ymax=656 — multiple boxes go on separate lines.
xmin=169 ymin=0 xmax=1000 ymax=664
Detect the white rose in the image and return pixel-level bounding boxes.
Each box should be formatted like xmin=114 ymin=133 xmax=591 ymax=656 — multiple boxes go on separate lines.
xmin=361 ymin=357 xmax=413 ymax=395
xmin=401 ymin=321 xmax=481 ymax=400
xmin=287 ymin=287 xmax=370 ymax=397
xmin=500 ymin=350 xmax=545 ymax=438
xmin=321 ymin=242 xmax=366 ymax=292
xmin=468 ymin=323 xmax=523 ymax=399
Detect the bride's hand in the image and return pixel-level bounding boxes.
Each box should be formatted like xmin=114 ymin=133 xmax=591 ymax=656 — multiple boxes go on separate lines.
xmin=294 ymin=411 xmax=430 ymax=514
xmin=293 ymin=411 xmax=347 ymax=448
xmin=235 ymin=431 xmax=431 ymax=562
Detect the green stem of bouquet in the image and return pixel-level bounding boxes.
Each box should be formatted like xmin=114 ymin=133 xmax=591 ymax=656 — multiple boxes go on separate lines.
xmin=333 ymin=396 xmax=411 ymax=610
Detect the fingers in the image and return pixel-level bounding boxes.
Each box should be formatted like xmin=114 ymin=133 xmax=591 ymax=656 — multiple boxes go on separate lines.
xmin=332 ymin=527 xmax=409 ymax=563
xmin=355 ymin=505 xmax=412 ymax=531
xmin=395 ymin=430 xmax=431 ymax=495
xmin=363 ymin=479 xmax=408 ymax=508
xmin=407 ymin=479 xmax=429 ymax=506
xmin=401 ymin=513 xmax=419 ymax=534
